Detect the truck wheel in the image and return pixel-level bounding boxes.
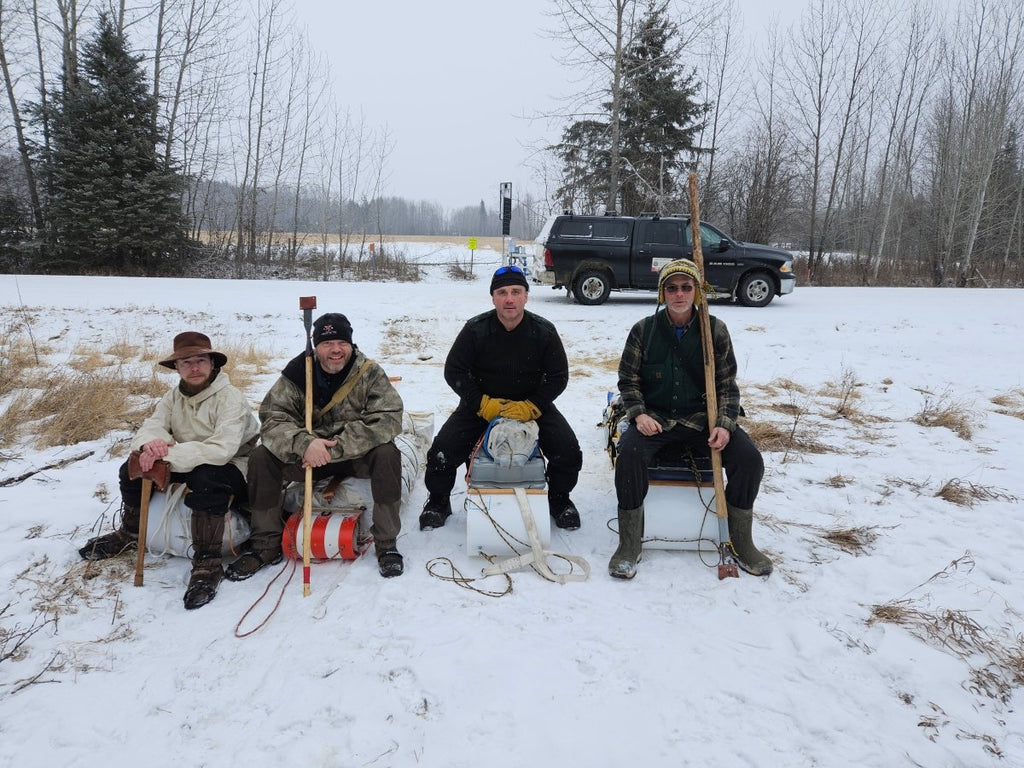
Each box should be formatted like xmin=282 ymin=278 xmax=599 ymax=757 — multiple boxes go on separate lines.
xmin=737 ymin=271 xmax=774 ymax=307
xmin=572 ymin=270 xmax=612 ymax=305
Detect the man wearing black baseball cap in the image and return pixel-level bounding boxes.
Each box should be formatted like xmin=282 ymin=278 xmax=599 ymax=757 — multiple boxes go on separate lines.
xmin=420 ymin=265 xmax=583 ymax=531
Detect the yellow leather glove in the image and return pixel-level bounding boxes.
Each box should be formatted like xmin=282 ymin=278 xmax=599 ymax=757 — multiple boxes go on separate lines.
xmin=499 ymin=399 xmax=542 ymax=422
xmin=477 ymin=395 xmax=508 ymax=422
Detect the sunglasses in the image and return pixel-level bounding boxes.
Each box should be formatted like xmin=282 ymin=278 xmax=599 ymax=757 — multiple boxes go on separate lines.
xmin=664 ymin=284 xmax=695 ymax=294
xmin=493 ymin=265 xmax=525 ymax=276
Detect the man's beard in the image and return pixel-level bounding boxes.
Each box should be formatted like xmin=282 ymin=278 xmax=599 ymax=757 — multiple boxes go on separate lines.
xmin=179 ymin=368 xmax=218 ymax=396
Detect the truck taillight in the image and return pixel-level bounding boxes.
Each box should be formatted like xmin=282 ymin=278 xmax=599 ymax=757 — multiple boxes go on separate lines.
xmin=544 ymin=248 xmax=554 ymax=268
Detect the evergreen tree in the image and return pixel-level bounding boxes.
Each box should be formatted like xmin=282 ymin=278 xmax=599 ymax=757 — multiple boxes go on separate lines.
xmin=36 ymin=13 xmax=187 ymax=273
xmin=553 ymin=119 xmax=611 ymax=215
xmin=617 ymin=2 xmax=708 ymax=215
xmin=552 ymin=0 xmax=707 ymax=216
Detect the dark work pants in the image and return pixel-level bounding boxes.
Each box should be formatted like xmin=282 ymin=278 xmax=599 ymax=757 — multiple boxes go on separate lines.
xmin=614 ymin=423 xmax=763 ymax=511
xmin=246 ymin=442 xmax=403 ymax=552
xmin=424 ymin=406 xmax=583 ymax=498
xmin=118 ymin=460 xmax=247 ymax=515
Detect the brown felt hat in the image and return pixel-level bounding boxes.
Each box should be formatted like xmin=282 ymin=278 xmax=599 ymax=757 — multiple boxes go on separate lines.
xmin=158 ymin=331 xmax=227 ymax=369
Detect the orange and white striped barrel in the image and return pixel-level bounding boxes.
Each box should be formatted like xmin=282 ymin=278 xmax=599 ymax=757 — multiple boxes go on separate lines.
xmin=282 ymin=510 xmax=364 ymax=560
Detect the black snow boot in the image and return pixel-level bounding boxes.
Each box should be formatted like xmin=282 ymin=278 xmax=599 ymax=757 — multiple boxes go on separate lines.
xmin=548 ymin=493 xmax=581 ymax=530
xmin=78 ymin=503 xmax=141 ymax=560
xmin=377 ymin=549 xmax=404 ymax=578
xmin=419 ymin=495 xmax=452 ymax=531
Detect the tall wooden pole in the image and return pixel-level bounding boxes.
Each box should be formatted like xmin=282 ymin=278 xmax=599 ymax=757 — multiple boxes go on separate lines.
xmin=299 ymin=296 xmax=317 ymax=596
xmin=687 ymin=174 xmax=738 ymax=578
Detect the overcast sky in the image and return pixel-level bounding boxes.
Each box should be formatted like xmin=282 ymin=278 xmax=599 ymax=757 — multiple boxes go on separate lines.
xmin=294 ymin=0 xmax=807 ymax=211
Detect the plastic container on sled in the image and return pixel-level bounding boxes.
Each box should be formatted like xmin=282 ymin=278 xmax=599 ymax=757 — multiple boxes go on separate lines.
xmin=644 ymin=451 xmax=722 ymax=552
xmin=465 ymin=450 xmax=551 ymax=556
xmin=603 ymin=394 xmax=723 ymax=553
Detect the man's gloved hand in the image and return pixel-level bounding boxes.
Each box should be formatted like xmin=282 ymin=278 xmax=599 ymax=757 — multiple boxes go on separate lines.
xmin=478 ymin=394 xmax=508 ymax=422
xmin=499 ymin=399 xmax=542 ymax=422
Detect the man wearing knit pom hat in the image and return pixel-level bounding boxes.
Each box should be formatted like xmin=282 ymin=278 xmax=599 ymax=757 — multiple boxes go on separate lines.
xmin=421 ymin=264 xmax=583 ymax=531
xmin=609 ymin=258 xmax=772 ymax=579
xmin=226 ymin=312 xmax=406 ymax=579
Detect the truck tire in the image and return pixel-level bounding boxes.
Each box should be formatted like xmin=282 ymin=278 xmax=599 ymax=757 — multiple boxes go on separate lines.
xmin=572 ymin=270 xmax=612 ymax=305
xmin=737 ymin=271 xmax=774 ymax=307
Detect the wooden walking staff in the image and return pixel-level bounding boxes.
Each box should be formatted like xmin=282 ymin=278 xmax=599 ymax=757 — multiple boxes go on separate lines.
xmin=687 ymin=173 xmax=739 ymax=580
xmin=300 ymin=296 xmax=317 ymax=596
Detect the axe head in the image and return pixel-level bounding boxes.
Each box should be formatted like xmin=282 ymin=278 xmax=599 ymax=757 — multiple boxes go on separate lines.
xmin=127 ymin=451 xmax=171 ymax=492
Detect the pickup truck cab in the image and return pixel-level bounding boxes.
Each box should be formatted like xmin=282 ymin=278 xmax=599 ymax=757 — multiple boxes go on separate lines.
xmin=533 ymin=213 xmax=795 ymax=307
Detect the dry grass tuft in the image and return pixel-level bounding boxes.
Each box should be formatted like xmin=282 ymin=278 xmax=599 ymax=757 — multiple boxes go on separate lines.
xmin=826 ymin=473 xmax=852 ymax=487
xmin=935 ymin=478 xmax=1016 ymax=507
xmin=867 ymin=554 xmax=1024 ymax=704
xmin=219 ymin=342 xmax=276 ymax=393
xmin=867 ymin=601 xmax=991 ymax=659
xmin=379 ymin=318 xmax=434 ymax=361
xmin=912 ymin=392 xmax=975 ymax=440
xmin=821 ymin=366 xmax=862 ymax=419
xmin=21 ymin=369 xmax=156 ymax=448
xmin=220 ymin=340 xmax=275 ymax=371
xmin=771 ymin=377 xmax=808 ymax=394
xmin=124 ymin=369 xmax=172 ymax=400
xmin=1 ymin=329 xmax=40 ymax=399
xmin=821 ymin=525 xmax=880 ymax=554
xmin=68 ymin=347 xmax=111 ymax=373
xmin=592 ymin=358 xmax=621 ymax=372
xmin=104 ymin=337 xmax=145 ymax=360
xmin=744 ymin=418 xmax=831 ymax=455
xmin=766 ymin=402 xmax=803 ymax=416
xmin=0 ymin=391 xmax=34 ymax=447
xmin=990 ymin=389 xmax=1024 ymax=421
xmin=446 ymin=262 xmax=477 ymax=281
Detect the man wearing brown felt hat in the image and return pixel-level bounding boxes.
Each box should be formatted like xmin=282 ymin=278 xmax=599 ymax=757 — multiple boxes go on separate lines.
xmin=78 ymin=331 xmax=259 ymax=610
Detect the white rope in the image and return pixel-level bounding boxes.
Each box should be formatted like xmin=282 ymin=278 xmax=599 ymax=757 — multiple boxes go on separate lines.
xmin=481 ymin=488 xmax=590 ymax=584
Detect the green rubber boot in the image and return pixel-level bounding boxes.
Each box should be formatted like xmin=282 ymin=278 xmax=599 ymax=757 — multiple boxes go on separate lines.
xmin=608 ymin=506 xmax=644 ymax=579
xmin=726 ymin=504 xmax=773 ymax=576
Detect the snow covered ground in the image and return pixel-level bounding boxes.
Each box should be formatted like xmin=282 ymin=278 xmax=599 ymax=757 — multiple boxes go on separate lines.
xmin=1 ymin=243 xmax=1022 ymax=767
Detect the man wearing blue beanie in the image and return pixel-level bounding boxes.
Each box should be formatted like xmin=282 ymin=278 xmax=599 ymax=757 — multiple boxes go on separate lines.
xmin=421 ymin=265 xmax=583 ymax=531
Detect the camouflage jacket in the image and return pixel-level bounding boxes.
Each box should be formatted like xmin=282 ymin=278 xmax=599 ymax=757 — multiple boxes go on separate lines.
xmin=258 ymin=349 xmax=403 ymax=464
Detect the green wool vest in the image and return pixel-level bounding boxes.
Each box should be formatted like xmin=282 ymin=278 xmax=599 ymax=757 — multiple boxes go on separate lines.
xmin=641 ymin=313 xmax=717 ymax=420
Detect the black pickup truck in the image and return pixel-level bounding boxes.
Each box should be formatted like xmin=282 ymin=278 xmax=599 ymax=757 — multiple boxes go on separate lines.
xmin=533 ymin=213 xmax=795 ymax=307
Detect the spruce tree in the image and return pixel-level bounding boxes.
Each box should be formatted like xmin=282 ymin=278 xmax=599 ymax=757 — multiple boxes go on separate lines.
xmin=38 ymin=13 xmax=186 ymax=273
xmin=553 ymin=1 xmax=707 ymax=216
xmin=617 ymin=2 xmax=708 ymax=215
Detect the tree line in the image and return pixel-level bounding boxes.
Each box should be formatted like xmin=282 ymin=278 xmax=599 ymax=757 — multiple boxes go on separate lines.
xmin=0 ymin=0 xmax=545 ymax=277
xmin=2 ymin=0 xmax=1022 ymax=286
xmin=542 ymin=0 xmax=1024 ymax=287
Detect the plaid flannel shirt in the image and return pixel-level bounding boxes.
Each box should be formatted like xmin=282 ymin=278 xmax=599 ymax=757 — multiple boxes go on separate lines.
xmin=617 ymin=308 xmax=742 ymax=433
